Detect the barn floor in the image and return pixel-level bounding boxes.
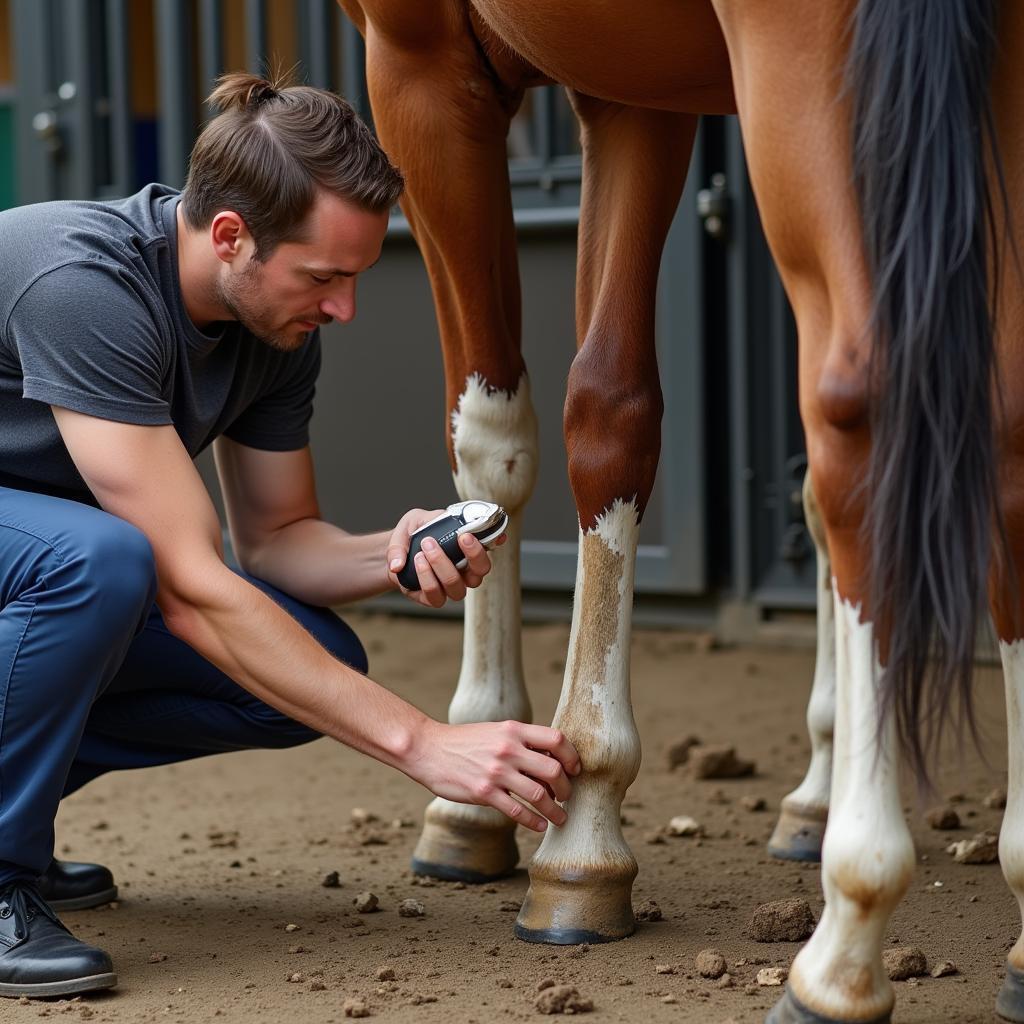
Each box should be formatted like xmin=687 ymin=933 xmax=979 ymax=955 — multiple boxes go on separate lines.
xmin=30 ymin=613 xmax=1016 ymax=1023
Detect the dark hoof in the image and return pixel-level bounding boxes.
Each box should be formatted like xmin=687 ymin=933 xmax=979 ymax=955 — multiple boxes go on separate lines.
xmin=514 ymin=921 xmax=631 ymax=945
xmin=409 ymin=857 xmax=513 ymax=884
xmin=513 ymin=867 xmax=636 ymax=945
xmin=767 ymin=987 xmax=891 ymax=1024
xmin=767 ymin=805 xmax=827 ymax=862
xmin=410 ymin=811 xmax=519 ymax=883
xmin=997 ymin=961 xmax=1024 ymax=1022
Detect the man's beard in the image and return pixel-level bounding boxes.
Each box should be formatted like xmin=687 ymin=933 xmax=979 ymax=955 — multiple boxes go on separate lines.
xmin=217 ymin=259 xmax=317 ymax=352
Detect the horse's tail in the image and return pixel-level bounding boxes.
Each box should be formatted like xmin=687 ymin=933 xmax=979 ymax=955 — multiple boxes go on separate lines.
xmin=848 ymin=0 xmax=1005 ymax=781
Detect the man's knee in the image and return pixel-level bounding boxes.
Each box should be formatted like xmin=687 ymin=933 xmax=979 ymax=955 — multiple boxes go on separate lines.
xmin=67 ymin=513 xmax=157 ymax=625
xmin=313 ymin=612 xmax=369 ymax=674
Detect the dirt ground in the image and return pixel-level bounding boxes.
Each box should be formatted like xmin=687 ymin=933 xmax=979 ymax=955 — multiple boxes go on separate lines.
xmin=28 ymin=613 xmax=1017 ymax=1023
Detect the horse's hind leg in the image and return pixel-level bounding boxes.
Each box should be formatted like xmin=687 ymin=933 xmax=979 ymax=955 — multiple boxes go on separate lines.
xmin=712 ymin=1 xmax=917 ymax=1019
xmin=343 ymin=0 xmax=536 ymax=882
xmin=768 ymin=471 xmax=834 ymax=862
xmin=514 ymin=95 xmax=696 ymax=944
xmin=986 ymin=5 xmax=1024 ymax=1019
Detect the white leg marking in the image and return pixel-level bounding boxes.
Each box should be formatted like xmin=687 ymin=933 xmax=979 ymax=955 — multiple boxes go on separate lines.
xmin=422 ymin=374 xmax=538 ymax=833
xmin=532 ymin=498 xmax=641 ymax=879
xmin=784 ymin=475 xmax=835 ymax=819
xmin=787 ymin=596 xmax=915 ymax=1021
xmin=1000 ymin=640 xmax=1024 ymax=971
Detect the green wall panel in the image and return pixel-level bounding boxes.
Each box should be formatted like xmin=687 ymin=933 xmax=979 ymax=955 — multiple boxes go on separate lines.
xmin=0 ymin=101 xmax=14 ymax=210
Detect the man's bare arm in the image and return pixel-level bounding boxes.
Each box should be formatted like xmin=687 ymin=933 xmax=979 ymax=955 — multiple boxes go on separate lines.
xmin=213 ymin=437 xmax=496 ymax=609
xmin=52 ymin=410 xmax=579 ymax=830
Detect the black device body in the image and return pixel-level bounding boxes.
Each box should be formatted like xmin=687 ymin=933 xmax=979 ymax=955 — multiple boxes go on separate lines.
xmin=396 ymin=500 xmax=509 ymax=591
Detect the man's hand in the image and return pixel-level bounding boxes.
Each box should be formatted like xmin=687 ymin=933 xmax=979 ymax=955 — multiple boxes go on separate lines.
xmin=385 ymin=507 xmax=504 ymax=608
xmin=403 ymin=720 xmax=582 ymax=832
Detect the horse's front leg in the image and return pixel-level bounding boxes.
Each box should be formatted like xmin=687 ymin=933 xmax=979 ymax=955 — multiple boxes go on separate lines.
xmin=347 ymin=0 xmax=537 ymax=881
xmin=515 ymin=98 xmax=696 ymax=943
xmin=769 ymin=470 xmax=834 ymax=862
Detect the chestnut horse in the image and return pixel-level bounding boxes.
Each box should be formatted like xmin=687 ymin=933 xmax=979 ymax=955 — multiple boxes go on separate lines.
xmin=336 ymin=1 xmax=1024 ymax=1021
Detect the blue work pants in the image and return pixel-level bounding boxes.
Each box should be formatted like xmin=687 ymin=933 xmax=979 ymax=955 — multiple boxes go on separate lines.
xmin=0 ymin=486 xmax=367 ymax=888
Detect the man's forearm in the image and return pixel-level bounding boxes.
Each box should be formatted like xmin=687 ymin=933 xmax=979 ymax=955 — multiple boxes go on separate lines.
xmin=159 ymin=560 xmax=428 ymax=766
xmin=238 ymin=517 xmax=395 ymax=606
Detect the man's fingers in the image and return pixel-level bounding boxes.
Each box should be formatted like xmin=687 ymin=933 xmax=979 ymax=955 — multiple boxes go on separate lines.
xmin=506 ymin=774 xmax=568 ymax=828
xmin=518 ymin=750 xmax=573 ymax=803
xmin=458 ymin=533 xmax=492 ymax=577
xmin=420 ymin=538 xmax=467 ymax=601
xmin=386 ymin=543 xmax=409 ymax=574
xmin=519 ymin=724 xmax=582 ymax=777
xmin=414 ymin=552 xmax=446 ymax=607
xmin=489 ymin=791 xmax=549 ymax=833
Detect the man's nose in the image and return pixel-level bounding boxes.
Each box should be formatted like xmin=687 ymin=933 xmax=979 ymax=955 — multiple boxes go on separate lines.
xmin=319 ymin=279 xmax=356 ymax=324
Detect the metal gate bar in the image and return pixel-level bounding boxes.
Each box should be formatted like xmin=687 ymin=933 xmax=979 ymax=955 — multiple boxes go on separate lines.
xmin=155 ymin=0 xmax=195 ymax=188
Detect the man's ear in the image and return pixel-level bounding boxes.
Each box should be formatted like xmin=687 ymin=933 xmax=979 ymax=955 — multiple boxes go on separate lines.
xmin=209 ymin=211 xmax=252 ymax=264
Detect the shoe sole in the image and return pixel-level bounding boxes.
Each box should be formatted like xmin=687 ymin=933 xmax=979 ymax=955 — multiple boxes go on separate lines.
xmin=0 ymin=972 xmax=117 ymax=998
xmin=47 ymin=886 xmax=118 ymax=912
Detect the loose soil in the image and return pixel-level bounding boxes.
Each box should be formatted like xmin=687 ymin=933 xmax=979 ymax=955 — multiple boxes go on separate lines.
xmin=36 ymin=614 xmax=1015 ymax=1023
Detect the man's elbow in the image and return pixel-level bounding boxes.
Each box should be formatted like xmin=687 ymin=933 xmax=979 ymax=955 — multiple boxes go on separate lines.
xmin=156 ymin=568 xmax=231 ymax=646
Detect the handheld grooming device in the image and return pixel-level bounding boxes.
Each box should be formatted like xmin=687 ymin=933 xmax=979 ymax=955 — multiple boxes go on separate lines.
xmin=396 ymin=499 xmax=509 ymax=592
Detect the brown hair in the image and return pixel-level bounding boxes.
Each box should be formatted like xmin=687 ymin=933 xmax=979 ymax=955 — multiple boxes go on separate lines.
xmin=180 ymin=72 xmax=403 ymax=259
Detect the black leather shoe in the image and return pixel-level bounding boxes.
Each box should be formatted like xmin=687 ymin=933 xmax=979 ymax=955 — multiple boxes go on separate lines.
xmin=37 ymin=859 xmax=118 ymax=912
xmin=0 ymin=884 xmax=116 ymax=997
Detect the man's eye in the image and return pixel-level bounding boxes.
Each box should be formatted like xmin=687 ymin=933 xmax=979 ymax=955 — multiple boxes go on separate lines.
xmin=310 ymin=274 xmax=331 ymax=285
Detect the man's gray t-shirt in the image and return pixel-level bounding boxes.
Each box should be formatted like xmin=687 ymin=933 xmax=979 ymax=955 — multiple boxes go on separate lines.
xmin=0 ymin=183 xmax=321 ymax=503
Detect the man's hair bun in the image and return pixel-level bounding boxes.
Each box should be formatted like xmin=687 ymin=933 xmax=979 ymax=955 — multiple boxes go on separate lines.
xmin=208 ymin=71 xmax=282 ymax=113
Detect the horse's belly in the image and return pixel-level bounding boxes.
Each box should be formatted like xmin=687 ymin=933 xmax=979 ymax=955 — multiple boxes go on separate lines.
xmin=469 ymin=0 xmax=735 ymax=114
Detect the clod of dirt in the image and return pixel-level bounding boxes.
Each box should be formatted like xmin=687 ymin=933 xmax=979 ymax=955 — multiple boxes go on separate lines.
xmin=654 ymin=964 xmax=675 ymax=975
xmin=667 ymin=816 xmax=704 ymax=837
xmin=148 ymin=952 xmax=168 ymax=963
xmin=343 ymin=997 xmax=370 ymax=1018
xmin=643 ymin=831 xmax=667 ymax=845
xmin=756 ymin=968 xmax=787 ymax=986
xmin=534 ymin=984 xmax=594 ymax=1014
xmin=984 ymin=788 xmax=1008 ymax=810
xmin=716 ymin=973 xmax=734 ymax=989
xmin=375 ymin=966 xmax=396 ymax=981
xmin=696 ymin=949 xmax=728 ymax=979
xmin=536 ymin=978 xmax=557 ymax=992
xmin=287 ymin=972 xmax=306 ymax=984
xmin=931 ymin=960 xmax=958 ymax=978
xmin=350 ymin=808 xmax=379 ymax=825
xmin=353 ymin=891 xmax=380 ymax=913
xmin=883 ymin=947 xmax=928 ymax=980
xmin=497 ymin=978 xmax=513 ymax=989
xmin=664 ymin=735 xmax=702 ymax=770
xmin=499 ymin=900 xmax=522 ymax=912
xmin=925 ymin=806 xmax=961 ymax=830
xmin=946 ymin=831 xmax=999 ymax=864
xmin=634 ymin=899 xmax=663 ymax=922
xmin=398 ymin=898 xmax=426 ymax=918
xmin=689 ymin=745 xmax=756 ymax=780
xmin=285 ymin=923 xmax=300 ymax=932
xmin=79 ymin=1010 xmax=95 ymax=1020
xmin=310 ymin=980 xmax=326 ymax=991
xmin=740 ymin=796 xmax=766 ymax=812
xmin=749 ymin=899 xmax=816 ymax=942
xmin=321 ymin=871 xmax=341 ymax=888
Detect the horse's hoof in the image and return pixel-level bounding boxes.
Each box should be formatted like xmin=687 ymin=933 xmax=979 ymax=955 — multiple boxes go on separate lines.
xmin=514 ymin=865 xmax=635 ymax=945
xmin=767 ymin=987 xmax=891 ymax=1024
xmin=410 ymin=804 xmax=519 ymax=883
xmin=767 ymin=803 xmax=827 ymax=862
xmin=996 ymin=961 xmax=1024 ymax=1022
